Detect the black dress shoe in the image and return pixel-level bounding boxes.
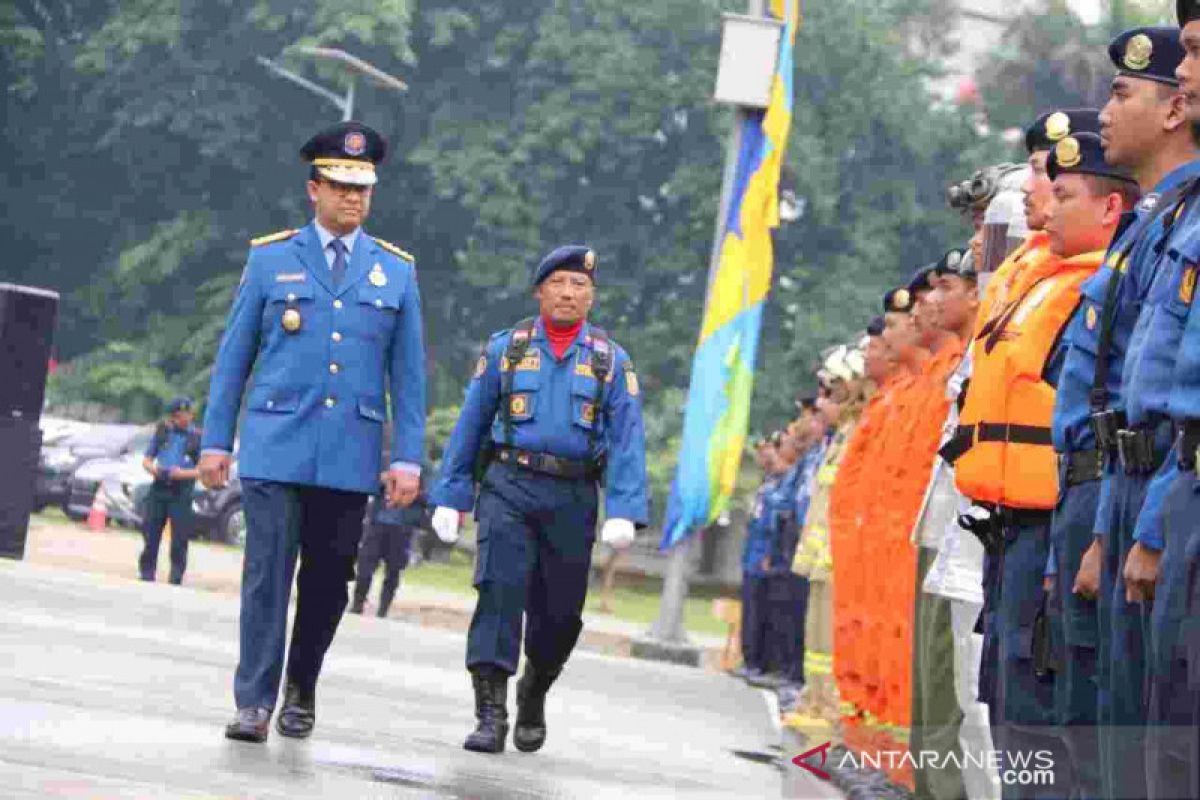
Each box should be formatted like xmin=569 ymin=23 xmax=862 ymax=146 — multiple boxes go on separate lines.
xmin=224 ymin=707 xmax=271 ymax=743
xmin=276 ymin=683 xmax=316 ymax=739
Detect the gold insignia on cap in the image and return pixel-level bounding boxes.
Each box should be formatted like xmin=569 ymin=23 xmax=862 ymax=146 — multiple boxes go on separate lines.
xmin=369 ymin=263 xmax=388 ymax=287
xmin=583 ymin=250 xmax=596 ymax=271
xmin=281 ymin=308 xmax=302 ymax=333
xmin=893 ymin=289 xmax=911 ymax=311
xmin=1124 ymin=33 xmax=1153 ymax=71
xmin=1056 ymin=136 xmax=1082 ymax=169
xmin=1044 ymin=111 xmax=1071 ymax=142
xmin=1086 ymin=305 xmax=1098 ymax=331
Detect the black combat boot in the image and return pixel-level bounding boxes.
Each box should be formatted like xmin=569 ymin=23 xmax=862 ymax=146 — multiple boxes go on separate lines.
xmin=463 ymin=667 xmax=509 ymax=753
xmin=377 ymin=586 xmax=396 ymax=619
xmin=513 ymin=664 xmax=559 ymax=752
xmin=275 ymin=682 xmax=316 ymax=739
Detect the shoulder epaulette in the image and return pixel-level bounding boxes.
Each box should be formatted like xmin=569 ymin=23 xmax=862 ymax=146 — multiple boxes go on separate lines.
xmin=249 ymin=229 xmax=299 ymax=247
xmin=373 ymin=237 xmax=415 ymax=262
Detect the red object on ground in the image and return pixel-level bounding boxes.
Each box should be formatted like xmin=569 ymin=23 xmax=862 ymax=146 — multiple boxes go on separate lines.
xmin=86 ymin=487 xmax=108 ymax=531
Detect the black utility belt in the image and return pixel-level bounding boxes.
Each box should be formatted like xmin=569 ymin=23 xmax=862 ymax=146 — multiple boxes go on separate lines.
xmin=493 ymin=445 xmax=602 ymax=482
xmin=1059 ymin=448 xmax=1103 ymax=487
xmin=957 ymin=504 xmax=1052 ymax=556
xmin=1115 ymin=420 xmax=1169 ymax=476
xmin=1177 ymin=420 xmax=1200 ymax=472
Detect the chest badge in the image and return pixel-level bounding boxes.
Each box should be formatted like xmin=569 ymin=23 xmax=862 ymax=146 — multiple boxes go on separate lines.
xmin=1086 ymin=305 xmax=1098 ymax=331
xmin=581 ymin=402 xmax=596 ymax=423
xmin=369 ymin=263 xmax=388 ymax=287
xmin=281 ymin=308 xmax=302 ymax=333
xmin=510 ymin=395 xmax=528 ymax=416
xmin=1182 ymin=265 xmax=1197 ymax=305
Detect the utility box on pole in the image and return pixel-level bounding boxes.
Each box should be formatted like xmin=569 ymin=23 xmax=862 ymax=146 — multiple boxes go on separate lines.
xmin=713 ymin=13 xmax=783 ymax=108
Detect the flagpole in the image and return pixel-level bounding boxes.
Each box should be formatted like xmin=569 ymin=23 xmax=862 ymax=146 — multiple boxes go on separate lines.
xmin=632 ymin=0 xmax=767 ymax=667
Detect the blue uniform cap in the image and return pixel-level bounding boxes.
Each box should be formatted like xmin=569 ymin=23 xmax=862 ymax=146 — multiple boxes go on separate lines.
xmin=300 ymin=121 xmax=387 ymax=186
xmin=907 ymin=264 xmax=937 ymax=296
xmin=866 ymin=315 xmax=885 ymax=336
xmin=933 ymin=248 xmax=973 ymax=279
xmin=1109 ymin=27 xmax=1184 ymax=86
xmin=532 ymin=245 xmax=597 ymax=287
xmin=1047 ymin=132 xmax=1136 ymax=184
xmin=1024 ymin=108 xmax=1101 ymax=154
xmin=167 ymin=396 xmax=194 ymax=414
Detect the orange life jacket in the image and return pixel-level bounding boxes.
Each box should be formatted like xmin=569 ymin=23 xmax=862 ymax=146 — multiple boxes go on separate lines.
xmin=974 ymin=232 xmax=1054 ymax=340
xmin=955 ymin=249 xmax=1105 ymax=509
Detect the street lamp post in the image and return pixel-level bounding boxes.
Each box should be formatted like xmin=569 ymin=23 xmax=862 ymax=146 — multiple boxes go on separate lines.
xmin=257 ymin=46 xmax=408 ymax=120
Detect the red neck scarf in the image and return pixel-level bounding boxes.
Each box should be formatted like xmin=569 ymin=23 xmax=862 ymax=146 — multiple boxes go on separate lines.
xmin=542 ymin=315 xmax=583 ymax=359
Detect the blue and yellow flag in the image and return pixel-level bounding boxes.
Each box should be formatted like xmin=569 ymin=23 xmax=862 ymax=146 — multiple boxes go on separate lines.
xmin=662 ymin=0 xmax=798 ymax=549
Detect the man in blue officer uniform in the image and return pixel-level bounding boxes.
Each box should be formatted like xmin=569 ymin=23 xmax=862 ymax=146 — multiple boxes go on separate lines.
xmin=733 ymin=435 xmax=784 ymax=683
xmin=431 ymin=245 xmax=648 ymax=754
xmin=1137 ymin=5 xmax=1200 ymax=795
xmin=139 ymin=395 xmax=201 ymax=584
xmin=199 ymin=121 xmax=426 ymax=743
xmin=1047 ymin=25 xmax=1197 ymax=798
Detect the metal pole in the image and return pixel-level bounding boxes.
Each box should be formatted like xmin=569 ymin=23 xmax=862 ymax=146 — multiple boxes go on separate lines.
xmin=343 ymin=78 xmax=356 ymax=121
xmin=642 ymin=0 xmax=767 ymax=655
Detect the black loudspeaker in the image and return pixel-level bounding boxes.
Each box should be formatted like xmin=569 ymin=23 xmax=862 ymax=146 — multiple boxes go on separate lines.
xmin=0 ymin=283 xmax=60 ymax=419
xmin=0 ymin=417 xmax=41 ymax=559
xmin=0 ymin=284 xmax=59 ymax=560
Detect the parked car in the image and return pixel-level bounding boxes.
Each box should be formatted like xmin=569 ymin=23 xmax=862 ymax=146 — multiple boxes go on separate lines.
xmin=41 ymin=423 xmax=150 ymax=514
xmin=70 ymin=449 xmax=246 ymax=547
xmin=192 ymin=467 xmax=245 ymax=547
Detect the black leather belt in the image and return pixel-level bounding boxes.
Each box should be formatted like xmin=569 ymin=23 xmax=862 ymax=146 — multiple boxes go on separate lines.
xmin=1059 ymin=448 xmax=1103 ymax=487
xmin=493 ymin=445 xmax=600 ymax=481
xmin=1178 ymin=420 xmax=1200 ymax=472
xmin=1116 ymin=426 xmax=1159 ymax=475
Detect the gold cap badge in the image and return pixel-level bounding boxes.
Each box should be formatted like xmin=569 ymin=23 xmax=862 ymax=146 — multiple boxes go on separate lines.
xmin=281 ymin=308 xmax=302 ymax=333
xmin=1044 ymin=111 xmax=1070 ymax=142
xmin=583 ymin=250 xmax=596 ymax=272
xmin=1056 ymin=136 xmax=1081 ymax=169
xmin=892 ymin=289 xmax=911 ymax=311
xmin=1124 ymin=33 xmax=1153 ymax=71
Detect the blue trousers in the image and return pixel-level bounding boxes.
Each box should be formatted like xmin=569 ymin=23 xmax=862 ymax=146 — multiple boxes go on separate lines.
xmin=1098 ymin=469 xmax=1155 ymax=800
xmin=1049 ymin=473 xmax=1102 ymax=799
xmin=139 ymin=483 xmax=194 ymax=583
xmin=1146 ymin=468 xmax=1200 ymax=800
xmin=740 ymin=571 xmax=770 ymax=672
xmin=768 ymin=572 xmax=809 ymax=684
xmin=233 ymin=480 xmax=367 ymax=710
xmin=466 ymin=462 xmax=597 ymax=676
xmin=994 ymin=514 xmax=1073 ymax=799
xmin=980 ymin=549 xmax=1002 ymax=714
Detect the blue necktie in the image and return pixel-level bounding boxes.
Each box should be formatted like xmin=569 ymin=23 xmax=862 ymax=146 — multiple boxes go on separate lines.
xmin=329 ymin=239 xmax=347 ymax=288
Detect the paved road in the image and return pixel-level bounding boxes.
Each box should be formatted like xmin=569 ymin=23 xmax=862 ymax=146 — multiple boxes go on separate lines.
xmin=0 ymin=560 xmax=793 ymax=798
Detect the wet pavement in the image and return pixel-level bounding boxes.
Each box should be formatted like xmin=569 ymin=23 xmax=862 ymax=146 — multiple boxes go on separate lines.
xmin=0 ymin=560 xmax=792 ymax=798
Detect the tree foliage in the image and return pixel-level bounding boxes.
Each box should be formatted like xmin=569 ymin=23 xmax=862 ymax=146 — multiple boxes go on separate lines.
xmin=4 ymin=0 xmax=1001 ymax=516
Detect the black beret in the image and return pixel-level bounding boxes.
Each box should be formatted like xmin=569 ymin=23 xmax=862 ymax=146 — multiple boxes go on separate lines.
xmin=1025 ymin=109 xmax=1101 ymax=154
xmin=531 ymin=245 xmax=597 ymax=287
xmin=933 ymin=248 xmax=974 ymax=279
xmin=907 ymin=265 xmax=937 ymax=296
xmin=300 ymin=121 xmax=387 ymax=186
xmin=1047 ymin=132 xmax=1137 ymax=184
xmin=1109 ymin=27 xmax=1185 ymax=86
xmin=867 ymin=316 xmax=885 ymax=337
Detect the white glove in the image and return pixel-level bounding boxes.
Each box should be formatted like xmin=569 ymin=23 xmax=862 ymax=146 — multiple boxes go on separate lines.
xmin=600 ymin=518 xmax=636 ymax=549
xmin=431 ymin=506 xmax=461 ymax=544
